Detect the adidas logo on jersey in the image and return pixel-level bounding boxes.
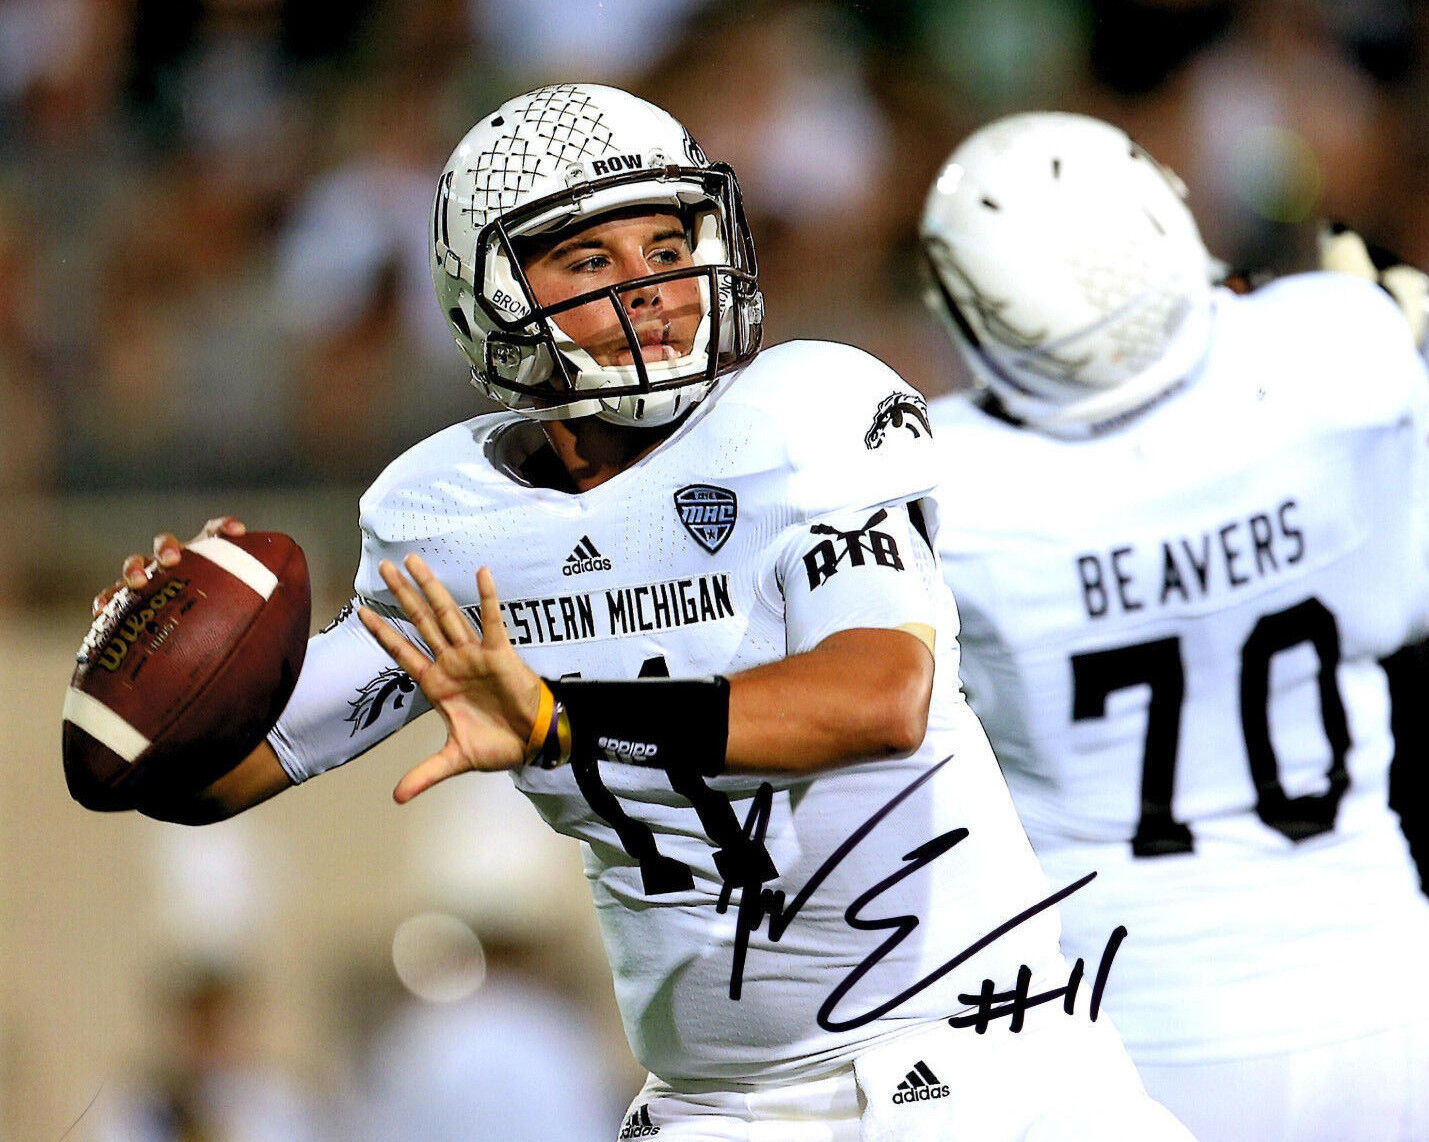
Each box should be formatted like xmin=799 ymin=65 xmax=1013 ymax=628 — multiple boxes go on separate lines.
xmin=563 ymin=536 xmax=612 ymax=576
xmin=619 ymin=1105 xmax=660 ymax=1137
xmin=892 ymin=1061 xmax=950 ymax=1104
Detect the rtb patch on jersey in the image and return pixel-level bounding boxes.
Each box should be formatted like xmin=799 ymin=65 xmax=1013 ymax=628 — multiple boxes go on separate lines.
xmin=865 ymin=391 xmax=931 ymax=449
xmin=674 ymin=484 xmax=737 ymax=554
xmin=803 ymin=508 xmax=904 ymax=590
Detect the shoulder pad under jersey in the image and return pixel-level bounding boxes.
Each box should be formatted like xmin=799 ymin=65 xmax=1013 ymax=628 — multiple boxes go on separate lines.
xmin=715 ymin=340 xmax=939 ymax=520
xmin=1230 ymin=273 xmax=1427 ymax=430
xmin=355 ymin=410 xmax=526 ymax=595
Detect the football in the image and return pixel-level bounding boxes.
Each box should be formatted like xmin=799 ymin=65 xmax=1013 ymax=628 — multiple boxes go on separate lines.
xmin=63 ymin=531 xmax=311 ymax=813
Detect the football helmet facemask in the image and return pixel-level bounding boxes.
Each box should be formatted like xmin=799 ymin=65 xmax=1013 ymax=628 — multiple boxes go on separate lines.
xmin=919 ymin=111 xmax=1216 ymax=436
xmin=431 ymin=83 xmax=764 ymax=427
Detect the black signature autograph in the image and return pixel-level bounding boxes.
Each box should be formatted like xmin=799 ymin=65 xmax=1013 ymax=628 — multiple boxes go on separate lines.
xmin=714 ymin=754 xmax=1120 ymax=1033
xmin=950 ymin=926 xmax=1127 ymax=1033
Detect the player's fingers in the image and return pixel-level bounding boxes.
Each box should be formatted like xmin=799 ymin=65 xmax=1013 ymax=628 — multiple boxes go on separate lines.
xmin=405 ymin=554 xmax=475 ymax=648
xmin=186 ymin=517 xmax=247 ymax=547
xmin=475 ymin=567 xmax=510 ymax=650
xmin=377 ymin=559 xmax=448 ymax=653
xmin=393 ymin=741 xmax=474 ymax=804
xmin=198 ymin=516 xmax=247 ymax=539
xmin=358 ymin=605 xmax=434 ymax=680
xmin=151 ymin=533 xmax=182 ymax=570
xmin=122 ymin=553 xmax=150 ymax=590
xmin=1317 ymin=221 xmax=1377 ymax=279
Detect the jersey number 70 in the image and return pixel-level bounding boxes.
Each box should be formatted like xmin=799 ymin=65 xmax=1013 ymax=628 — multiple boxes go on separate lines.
xmin=1070 ymin=596 xmax=1350 ymax=856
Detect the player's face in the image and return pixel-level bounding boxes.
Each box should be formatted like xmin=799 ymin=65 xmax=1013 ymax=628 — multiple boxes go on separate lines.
xmin=520 ymin=211 xmax=703 ymax=367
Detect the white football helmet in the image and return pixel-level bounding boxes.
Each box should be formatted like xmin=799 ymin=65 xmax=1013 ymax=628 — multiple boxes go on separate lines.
xmin=919 ymin=112 xmax=1216 ymax=436
xmin=431 ymin=83 xmax=764 ymax=426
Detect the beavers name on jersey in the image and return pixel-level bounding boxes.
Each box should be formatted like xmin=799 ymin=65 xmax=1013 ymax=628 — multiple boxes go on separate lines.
xmin=1075 ymin=498 xmax=1306 ymax=620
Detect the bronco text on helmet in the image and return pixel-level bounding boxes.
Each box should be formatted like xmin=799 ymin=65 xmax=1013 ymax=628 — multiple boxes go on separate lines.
xmin=919 ymin=111 xmax=1215 ymax=436
xmin=431 ymin=83 xmax=764 ymax=427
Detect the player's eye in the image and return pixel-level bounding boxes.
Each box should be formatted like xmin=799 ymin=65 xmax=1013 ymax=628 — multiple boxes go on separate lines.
xmin=650 ymin=243 xmax=690 ymax=266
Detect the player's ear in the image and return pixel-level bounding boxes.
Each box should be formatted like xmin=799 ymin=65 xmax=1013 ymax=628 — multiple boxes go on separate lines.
xmin=1318 ymin=221 xmax=1429 ymax=349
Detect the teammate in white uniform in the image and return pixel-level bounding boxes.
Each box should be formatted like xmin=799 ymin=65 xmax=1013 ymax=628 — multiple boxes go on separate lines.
xmin=92 ymin=88 xmax=1191 ymax=1141
xmin=918 ymin=110 xmax=1429 ymax=1141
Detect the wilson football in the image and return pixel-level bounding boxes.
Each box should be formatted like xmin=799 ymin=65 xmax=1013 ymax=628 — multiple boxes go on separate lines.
xmin=63 ymin=531 xmax=311 ymax=812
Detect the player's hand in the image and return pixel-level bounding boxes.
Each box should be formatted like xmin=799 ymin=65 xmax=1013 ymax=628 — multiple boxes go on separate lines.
xmin=1318 ymin=221 xmax=1429 ymax=348
xmin=92 ymin=517 xmax=248 ymax=616
xmin=358 ymin=555 xmax=543 ymax=802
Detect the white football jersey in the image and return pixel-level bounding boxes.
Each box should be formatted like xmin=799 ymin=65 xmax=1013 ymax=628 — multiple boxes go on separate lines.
xmin=271 ymin=340 xmax=1064 ymax=1085
xmin=932 ymin=274 xmax=1429 ymax=1064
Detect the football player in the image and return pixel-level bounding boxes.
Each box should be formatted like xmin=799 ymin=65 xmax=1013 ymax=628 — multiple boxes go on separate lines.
xmin=93 ymin=87 xmax=1192 ymax=1141
xmin=919 ymin=110 xmax=1429 ymax=1140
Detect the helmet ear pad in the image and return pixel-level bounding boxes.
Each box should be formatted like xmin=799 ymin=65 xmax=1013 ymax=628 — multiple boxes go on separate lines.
xmin=919 ymin=112 xmax=1216 ymax=436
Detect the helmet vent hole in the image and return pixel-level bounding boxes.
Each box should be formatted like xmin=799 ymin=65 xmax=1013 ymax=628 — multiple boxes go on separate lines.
xmin=1052 ymin=158 xmax=1061 ymax=178
xmin=980 ymin=196 xmax=1000 ymax=210
xmin=449 ymin=307 xmax=472 ymax=338
xmin=491 ymin=116 xmax=505 ymax=127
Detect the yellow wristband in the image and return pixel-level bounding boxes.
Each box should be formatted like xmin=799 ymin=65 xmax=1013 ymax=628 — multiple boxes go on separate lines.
xmin=523 ymin=680 xmax=555 ymax=765
xmin=552 ymin=701 xmax=572 ymax=767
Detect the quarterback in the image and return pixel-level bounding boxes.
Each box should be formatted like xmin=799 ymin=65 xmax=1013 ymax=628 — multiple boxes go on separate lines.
xmin=920 ymin=111 xmax=1429 ymax=1140
xmin=95 ymin=87 xmax=1192 ymax=1140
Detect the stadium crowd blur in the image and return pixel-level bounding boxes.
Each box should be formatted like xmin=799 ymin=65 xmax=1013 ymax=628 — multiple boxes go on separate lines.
xmin=6 ymin=0 xmax=1429 ymax=540
xmin=6 ymin=0 xmax=1429 ymax=1138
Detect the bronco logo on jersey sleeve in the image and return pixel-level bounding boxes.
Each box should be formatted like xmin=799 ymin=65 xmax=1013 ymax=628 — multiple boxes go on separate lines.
xmin=674 ymin=484 xmax=738 ymax=554
xmin=865 ymin=391 xmax=932 ymax=449
xmin=345 ymin=666 xmax=417 ymax=735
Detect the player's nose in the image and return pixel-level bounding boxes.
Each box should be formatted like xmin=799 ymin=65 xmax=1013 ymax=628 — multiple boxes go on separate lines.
xmin=619 ymin=273 xmax=660 ymax=311
xmin=613 ymin=247 xmax=662 ymax=303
